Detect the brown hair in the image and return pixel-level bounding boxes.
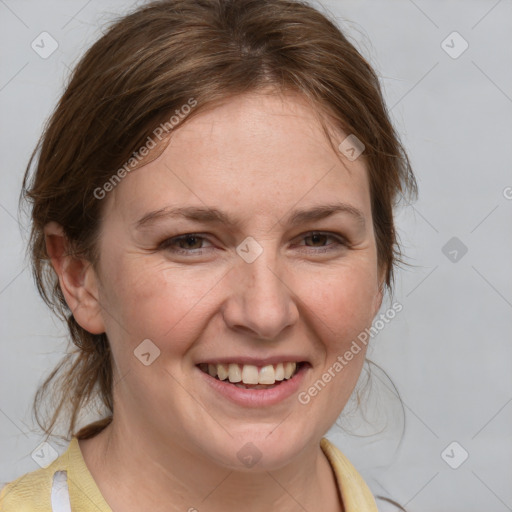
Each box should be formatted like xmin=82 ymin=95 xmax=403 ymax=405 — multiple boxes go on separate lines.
xmin=21 ymin=0 xmax=417 ymax=440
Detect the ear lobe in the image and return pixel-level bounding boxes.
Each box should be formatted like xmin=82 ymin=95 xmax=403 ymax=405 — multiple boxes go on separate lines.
xmin=44 ymin=222 xmax=105 ymax=335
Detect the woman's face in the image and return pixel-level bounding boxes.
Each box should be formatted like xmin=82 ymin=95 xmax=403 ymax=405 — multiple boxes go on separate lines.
xmin=92 ymin=91 xmax=383 ymax=469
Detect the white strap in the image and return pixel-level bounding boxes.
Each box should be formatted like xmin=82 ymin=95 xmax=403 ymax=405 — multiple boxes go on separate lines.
xmin=51 ymin=471 xmax=72 ymax=512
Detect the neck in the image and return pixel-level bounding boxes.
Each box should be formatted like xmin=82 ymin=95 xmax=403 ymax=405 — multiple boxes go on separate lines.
xmin=79 ymin=418 xmax=343 ymax=512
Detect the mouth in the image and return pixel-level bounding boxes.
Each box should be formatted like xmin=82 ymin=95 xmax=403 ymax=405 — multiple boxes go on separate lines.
xmin=196 ymin=361 xmax=308 ymax=390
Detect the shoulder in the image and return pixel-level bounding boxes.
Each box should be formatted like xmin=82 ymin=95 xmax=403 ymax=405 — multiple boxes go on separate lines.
xmin=0 ymin=441 xmax=73 ymax=512
xmin=320 ymin=437 xmax=378 ymax=512
xmin=1 ymin=467 xmax=53 ymax=511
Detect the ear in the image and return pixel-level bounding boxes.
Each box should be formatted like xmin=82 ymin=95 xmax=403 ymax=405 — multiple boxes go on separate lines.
xmin=44 ymin=222 xmax=105 ymax=334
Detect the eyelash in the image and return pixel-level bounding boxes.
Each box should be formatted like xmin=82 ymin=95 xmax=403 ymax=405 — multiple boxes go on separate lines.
xmin=158 ymin=232 xmax=348 ymax=256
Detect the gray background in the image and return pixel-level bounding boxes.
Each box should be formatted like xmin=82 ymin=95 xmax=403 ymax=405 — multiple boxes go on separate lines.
xmin=1 ymin=1 xmax=511 ymax=510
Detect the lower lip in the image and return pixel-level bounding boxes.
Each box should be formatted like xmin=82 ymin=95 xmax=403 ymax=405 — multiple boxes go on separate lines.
xmin=197 ymin=364 xmax=309 ymax=407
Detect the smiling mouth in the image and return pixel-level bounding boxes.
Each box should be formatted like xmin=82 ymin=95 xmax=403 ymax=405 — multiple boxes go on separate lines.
xmin=197 ymin=362 xmax=306 ymax=389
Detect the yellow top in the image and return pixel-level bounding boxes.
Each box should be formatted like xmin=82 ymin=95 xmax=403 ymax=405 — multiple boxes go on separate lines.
xmin=0 ymin=437 xmax=377 ymax=511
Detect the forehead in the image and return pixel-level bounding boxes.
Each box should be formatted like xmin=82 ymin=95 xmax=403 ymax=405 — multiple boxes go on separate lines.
xmin=107 ymin=91 xmax=371 ymax=224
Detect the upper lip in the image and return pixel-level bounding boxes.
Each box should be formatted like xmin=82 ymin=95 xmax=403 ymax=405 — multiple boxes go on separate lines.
xmin=197 ymin=356 xmax=309 ymax=366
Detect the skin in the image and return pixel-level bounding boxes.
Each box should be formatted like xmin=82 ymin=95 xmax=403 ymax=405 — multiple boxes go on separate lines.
xmin=45 ymin=90 xmax=384 ymax=512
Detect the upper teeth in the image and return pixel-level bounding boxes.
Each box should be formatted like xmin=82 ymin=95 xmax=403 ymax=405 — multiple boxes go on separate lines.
xmin=204 ymin=362 xmax=298 ymax=385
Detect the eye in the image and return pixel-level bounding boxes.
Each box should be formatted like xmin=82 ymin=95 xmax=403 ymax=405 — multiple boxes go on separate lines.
xmin=158 ymin=231 xmax=347 ymax=257
xmin=159 ymin=233 xmax=213 ymax=255
xmin=296 ymin=231 xmax=347 ymax=252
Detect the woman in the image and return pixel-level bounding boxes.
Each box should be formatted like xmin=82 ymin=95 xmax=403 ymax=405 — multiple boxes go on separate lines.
xmin=1 ymin=0 xmax=416 ymax=510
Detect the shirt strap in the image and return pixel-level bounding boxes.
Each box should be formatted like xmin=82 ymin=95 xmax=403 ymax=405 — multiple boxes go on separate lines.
xmin=51 ymin=470 xmax=72 ymax=512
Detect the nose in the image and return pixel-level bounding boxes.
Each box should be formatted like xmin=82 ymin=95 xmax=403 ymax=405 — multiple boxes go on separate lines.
xmin=221 ymin=248 xmax=299 ymax=340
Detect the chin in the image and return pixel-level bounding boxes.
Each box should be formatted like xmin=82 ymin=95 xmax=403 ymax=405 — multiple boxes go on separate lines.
xmin=197 ymin=422 xmax=315 ymax=472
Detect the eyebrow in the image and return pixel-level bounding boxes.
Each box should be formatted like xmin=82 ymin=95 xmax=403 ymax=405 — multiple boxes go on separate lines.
xmin=134 ymin=202 xmax=366 ymax=230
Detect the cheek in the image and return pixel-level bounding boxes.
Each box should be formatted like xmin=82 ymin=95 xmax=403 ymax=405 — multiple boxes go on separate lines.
xmin=295 ymin=265 xmax=376 ymax=417
xmin=297 ymin=261 xmax=379 ymax=341
xmin=98 ymin=255 xmax=224 ymax=356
